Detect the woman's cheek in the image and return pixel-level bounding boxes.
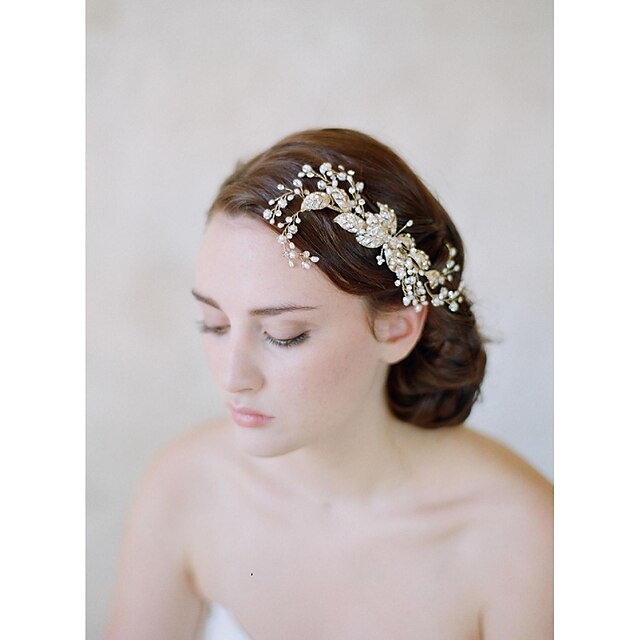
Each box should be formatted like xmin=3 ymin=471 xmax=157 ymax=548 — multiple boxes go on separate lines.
xmin=315 ymin=342 xmax=361 ymax=396
xmin=282 ymin=347 xmax=339 ymax=402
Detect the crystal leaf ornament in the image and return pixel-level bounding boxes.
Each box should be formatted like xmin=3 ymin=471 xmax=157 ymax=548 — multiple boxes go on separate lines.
xmin=262 ymin=162 xmax=465 ymax=312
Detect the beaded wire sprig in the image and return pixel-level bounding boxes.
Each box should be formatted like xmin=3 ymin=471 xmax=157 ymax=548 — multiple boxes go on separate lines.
xmin=262 ymin=162 xmax=465 ymax=312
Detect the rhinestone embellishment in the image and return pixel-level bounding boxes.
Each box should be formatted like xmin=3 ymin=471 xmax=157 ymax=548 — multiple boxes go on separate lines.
xmin=262 ymin=163 xmax=464 ymax=312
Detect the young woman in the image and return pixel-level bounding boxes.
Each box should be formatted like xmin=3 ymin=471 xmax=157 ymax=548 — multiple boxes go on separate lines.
xmin=107 ymin=128 xmax=553 ymax=639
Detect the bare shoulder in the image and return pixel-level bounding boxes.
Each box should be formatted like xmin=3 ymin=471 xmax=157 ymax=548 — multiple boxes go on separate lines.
xmin=121 ymin=417 xmax=234 ymax=543
xmin=422 ymin=427 xmax=553 ymax=514
xmin=147 ymin=416 xmax=230 ymax=470
xmin=428 ymin=426 xmax=553 ymax=637
xmin=431 ymin=425 xmax=553 ymax=543
xmin=118 ymin=418 xmax=236 ymax=540
xmin=139 ymin=417 xmax=234 ymax=498
xmin=442 ymin=425 xmax=552 ymax=501
xmin=107 ymin=418 xmax=231 ymax=639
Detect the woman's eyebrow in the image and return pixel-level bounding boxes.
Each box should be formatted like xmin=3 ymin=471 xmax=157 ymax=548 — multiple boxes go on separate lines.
xmin=191 ymin=289 xmax=319 ymax=317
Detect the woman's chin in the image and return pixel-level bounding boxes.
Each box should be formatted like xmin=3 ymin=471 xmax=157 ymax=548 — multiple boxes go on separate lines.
xmin=232 ymin=426 xmax=301 ymax=459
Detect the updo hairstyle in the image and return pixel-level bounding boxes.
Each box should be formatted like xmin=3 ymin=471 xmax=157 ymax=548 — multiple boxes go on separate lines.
xmin=207 ymin=128 xmax=487 ymax=428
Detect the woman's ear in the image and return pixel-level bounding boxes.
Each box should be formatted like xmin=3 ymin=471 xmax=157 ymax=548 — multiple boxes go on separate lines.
xmin=372 ymin=305 xmax=428 ymax=365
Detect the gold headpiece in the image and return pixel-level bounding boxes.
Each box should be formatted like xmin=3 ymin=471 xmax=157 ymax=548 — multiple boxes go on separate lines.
xmin=262 ymin=162 xmax=465 ymax=313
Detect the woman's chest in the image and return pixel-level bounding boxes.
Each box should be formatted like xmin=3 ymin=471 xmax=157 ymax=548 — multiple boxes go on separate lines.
xmin=189 ymin=500 xmax=481 ymax=640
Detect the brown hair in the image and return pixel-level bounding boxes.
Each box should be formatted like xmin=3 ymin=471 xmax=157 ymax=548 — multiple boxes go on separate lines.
xmin=207 ymin=128 xmax=487 ymax=428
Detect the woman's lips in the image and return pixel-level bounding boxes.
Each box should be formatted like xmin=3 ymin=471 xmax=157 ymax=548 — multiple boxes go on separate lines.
xmin=228 ymin=405 xmax=274 ymax=428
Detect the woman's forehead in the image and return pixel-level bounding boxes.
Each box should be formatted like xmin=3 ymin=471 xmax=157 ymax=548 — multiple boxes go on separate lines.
xmin=195 ymin=213 xmax=355 ymax=312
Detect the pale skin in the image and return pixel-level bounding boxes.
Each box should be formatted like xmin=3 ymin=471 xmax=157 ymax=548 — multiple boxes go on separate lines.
xmin=107 ymin=212 xmax=553 ymax=640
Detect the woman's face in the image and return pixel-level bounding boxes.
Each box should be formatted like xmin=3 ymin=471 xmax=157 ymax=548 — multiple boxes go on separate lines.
xmin=193 ymin=212 xmax=390 ymax=458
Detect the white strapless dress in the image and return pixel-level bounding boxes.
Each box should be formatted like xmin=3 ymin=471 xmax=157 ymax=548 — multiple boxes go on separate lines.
xmin=202 ymin=602 xmax=255 ymax=640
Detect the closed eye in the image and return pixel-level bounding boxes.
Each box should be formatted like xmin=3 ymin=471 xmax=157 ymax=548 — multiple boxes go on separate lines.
xmin=197 ymin=322 xmax=226 ymax=335
xmin=264 ymin=332 xmax=308 ymax=348
xmin=196 ymin=321 xmax=309 ymax=348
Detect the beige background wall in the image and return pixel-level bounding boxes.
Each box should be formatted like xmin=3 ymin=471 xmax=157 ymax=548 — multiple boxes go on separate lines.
xmin=87 ymin=0 xmax=552 ymax=637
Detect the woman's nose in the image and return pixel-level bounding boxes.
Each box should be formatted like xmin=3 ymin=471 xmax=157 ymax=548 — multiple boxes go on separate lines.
xmin=223 ymin=337 xmax=264 ymax=394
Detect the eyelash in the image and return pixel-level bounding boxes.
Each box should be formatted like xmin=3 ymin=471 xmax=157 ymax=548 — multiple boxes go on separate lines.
xmin=196 ymin=321 xmax=308 ymax=348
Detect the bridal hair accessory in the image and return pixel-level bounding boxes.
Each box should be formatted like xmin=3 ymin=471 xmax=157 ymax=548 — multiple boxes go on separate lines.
xmin=262 ymin=162 xmax=465 ymax=312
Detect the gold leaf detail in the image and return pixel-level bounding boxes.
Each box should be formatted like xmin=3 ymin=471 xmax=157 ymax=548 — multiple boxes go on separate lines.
xmin=376 ymin=207 xmax=397 ymax=235
xmin=356 ymin=222 xmax=388 ymax=248
xmin=328 ymin=187 xmax=351 ymax=211
xmin=425 ymin=269 xmax=441 ymax=288
xmin=355 ymin=232 xmax=386 ymax=249
xmin=333 ymin=212 xmax=367 ymax=234
xmin=301 ymin=192 xmax=331 ymax=211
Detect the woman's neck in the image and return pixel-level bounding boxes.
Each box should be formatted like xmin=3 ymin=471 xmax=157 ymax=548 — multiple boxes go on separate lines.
xmin=245 ymin=391 xmax=420 ymax=512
